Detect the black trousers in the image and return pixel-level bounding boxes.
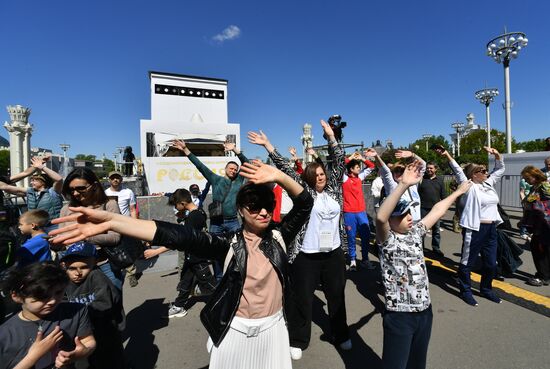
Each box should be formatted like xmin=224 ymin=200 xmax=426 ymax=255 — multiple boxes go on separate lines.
xmin=382 ymin=306 xmax=433 ymax=369
xmin=174 ymin=260 xmax=216 ymax=307
xmin=287 ymin=248 xmax=350 ymax=349
xmin=531 ymin=234 xmax=550 ymax=281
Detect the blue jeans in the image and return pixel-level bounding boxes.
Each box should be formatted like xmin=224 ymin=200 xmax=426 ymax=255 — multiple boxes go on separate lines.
xmin=209 ymin=218 xmax=241 ymax=281
xmin=99 ymin=262 xmax=126 ymax=291
xmin=458 ymin=223 xmax=497 ymax=296
xmin=343 ymin=211 xmax=371 ymax=261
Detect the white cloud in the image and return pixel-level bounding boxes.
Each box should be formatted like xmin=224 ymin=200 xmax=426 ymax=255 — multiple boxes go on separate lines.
xmin=212 ymin=25 xmax=241 ymax=43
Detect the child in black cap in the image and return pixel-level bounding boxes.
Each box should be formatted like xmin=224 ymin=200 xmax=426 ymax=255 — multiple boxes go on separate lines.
xmin=376 ymin=161 xmax=471 ymax=369
xmin=61 ymin=241 xmax=126 ymax=369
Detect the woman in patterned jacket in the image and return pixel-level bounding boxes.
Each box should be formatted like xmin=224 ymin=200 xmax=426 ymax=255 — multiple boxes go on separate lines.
xmin=248 ymin=120 xmax=350 ymax=360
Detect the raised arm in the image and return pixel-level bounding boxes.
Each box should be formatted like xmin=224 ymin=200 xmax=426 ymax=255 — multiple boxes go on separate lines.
xmin=376 ymin=161 xmax=424 ymax=243
xmin=224 ymin=141 xmax=249 ymax=164
xmin=395 ymin=150 xmax=426 ymax=177
xmin=239 ymin=160 xmax=313 ymax=245
xmin=485 ymin=147 xmax=505 ymax=186
xmin=248 ymin=130 xmax=303 ymax=184
xmin=322 ymin=120 xmax=345 ymax=183
xmin=435 ymin=148 xmax=467 ymax=184
xmin=420 ymin=180 xmax=472 ymax=229
xmin=171 ymin=139 xmax=217 ymax=183
xmin=85 ymin=200 xmax=121 ymax=247
xmin=0 ymin=181 xmax=26 ymax=196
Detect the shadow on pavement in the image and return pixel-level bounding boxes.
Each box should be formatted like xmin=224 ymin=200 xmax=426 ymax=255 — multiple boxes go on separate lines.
xmin=123 ymin=298 xmax=169 ymax=369
xmin=311 ymin=268 xmax=383 ymax=369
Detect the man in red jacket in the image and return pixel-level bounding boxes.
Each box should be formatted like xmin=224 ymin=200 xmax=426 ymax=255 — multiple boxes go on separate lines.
xmin=342 ymin=153 xmax=376 ymax=270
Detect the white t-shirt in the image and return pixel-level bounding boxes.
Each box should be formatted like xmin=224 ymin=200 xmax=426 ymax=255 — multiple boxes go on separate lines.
xmin=301 ymin=191 xmax=341 ymax=253
xmin=280 ymin=189 xmax=294 ymax=215
xmin=105 ymin=188 xmax=136 ymax=216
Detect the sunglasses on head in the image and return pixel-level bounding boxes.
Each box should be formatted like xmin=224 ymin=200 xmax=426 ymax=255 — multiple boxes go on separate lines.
xmin=69 ymin=184 xmax=93 ymax=193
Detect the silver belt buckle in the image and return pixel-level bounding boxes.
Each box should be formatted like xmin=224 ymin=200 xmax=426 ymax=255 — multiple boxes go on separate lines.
xmin=247 ymin=325 xmax=260 ymax=337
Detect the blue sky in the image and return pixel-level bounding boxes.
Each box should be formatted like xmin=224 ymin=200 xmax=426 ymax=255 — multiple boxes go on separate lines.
xmin=1 ymin=0 xmax=549 ymax=160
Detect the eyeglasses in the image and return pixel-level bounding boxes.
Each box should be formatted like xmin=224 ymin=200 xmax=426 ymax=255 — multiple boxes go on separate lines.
xmin=476 ymin=169 xmax=488 ymax=174
xmin=69 ymin=184 xmax=92 ymax=193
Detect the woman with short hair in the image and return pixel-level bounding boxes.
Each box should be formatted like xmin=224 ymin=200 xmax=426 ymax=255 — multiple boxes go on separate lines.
xmin=520 ymin=165 xmax=550 ymax=286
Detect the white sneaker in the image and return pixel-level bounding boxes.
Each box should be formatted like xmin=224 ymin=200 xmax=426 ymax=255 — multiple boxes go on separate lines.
xmin=168 ymin=304 xmax=188 ymax=318
xmin=290 ymin=347 xmax=302 ymax=360
xmin=349 ymin=260 xmax=357 ymax=271
xmin=339 ymin=339 xmax=352 ymax=350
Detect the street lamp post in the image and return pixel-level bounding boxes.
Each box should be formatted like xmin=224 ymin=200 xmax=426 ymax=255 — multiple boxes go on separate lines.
xmin=451 ymin=122 xmax=465 ymax=157
xmin=486 ymin=30 xmax=528 ymax=153
xmin=422 ymin=134 xmax=433 ymax=152
xmin=117 ymin=147 xmax=125 ymax=173
xmin=475 ymin=88 xmax=499 ymax=148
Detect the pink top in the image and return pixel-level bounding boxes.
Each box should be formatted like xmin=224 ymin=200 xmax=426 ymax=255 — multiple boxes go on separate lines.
xmin=236 ymin=230 xmax=283 ymax=318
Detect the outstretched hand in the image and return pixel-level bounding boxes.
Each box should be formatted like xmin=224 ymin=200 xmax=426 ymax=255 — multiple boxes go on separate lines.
xmin=239 ymin=160 xmax=280 ymax=184
xmin=306 ymin=147 xmax=317 ymax=156
xmin=320 ymin=120 xmax=335 ymax=139
xmin=170 ymin=139 xmax=187 ymax=152
xmin=400 ymin=160 xmax=424 ymax=186
xmin=456 ymin=180 xmax=473 ymax=194
xmin=395 ymin=150 xmax=413 ymax=159
xmin=483 ymin=146 xmax=499 ymax=156
xmin=31 ymin=156 xmax=45 ymax=169
xmin=363 ymin=148 xmax=378 ymax=158
xmin=247 ymin=131 xmax=269 ymax=146
xmin=223 ymin=141 xmax=236 ymax=152
xmin=288 ymin=147 xmax=298 ymax=159
xmin=49 ymin=207 xmax=114 ymax=245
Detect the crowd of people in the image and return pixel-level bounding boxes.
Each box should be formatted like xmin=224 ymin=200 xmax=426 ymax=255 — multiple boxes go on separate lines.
xmin=0 ymin=126 xmax=549 ymax=369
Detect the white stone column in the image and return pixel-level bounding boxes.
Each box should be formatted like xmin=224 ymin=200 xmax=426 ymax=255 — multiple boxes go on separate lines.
xmin=301 ymin=123 xmax=313 ymax=163
xmin=4 ymin=105 xmax=33 ymax=184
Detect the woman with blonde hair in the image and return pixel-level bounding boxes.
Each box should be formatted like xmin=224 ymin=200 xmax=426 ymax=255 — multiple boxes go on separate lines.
xmin=520 ymin=165 xmax=550 ymax=286
xmin=436 ymin=146 xmax=505 ymax=306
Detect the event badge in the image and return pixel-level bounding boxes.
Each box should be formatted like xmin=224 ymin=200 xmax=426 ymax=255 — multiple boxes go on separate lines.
xmin=319 ymin=226 xmax=333 ymax=252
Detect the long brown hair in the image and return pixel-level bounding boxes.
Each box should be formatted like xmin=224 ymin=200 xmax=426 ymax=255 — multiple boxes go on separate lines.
xmin=521 ymin=165 xmax=547 ymax=185
xmin=62 ymin=168 xmax=108 ymax=206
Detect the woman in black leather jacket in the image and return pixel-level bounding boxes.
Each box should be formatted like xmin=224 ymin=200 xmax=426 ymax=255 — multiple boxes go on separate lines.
xmin=51 ymin=161 xmax=313 ymax=369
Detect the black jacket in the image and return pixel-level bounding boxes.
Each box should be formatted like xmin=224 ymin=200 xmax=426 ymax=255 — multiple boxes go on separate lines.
xmin=152 ymin=189 xmax=313 ymax=346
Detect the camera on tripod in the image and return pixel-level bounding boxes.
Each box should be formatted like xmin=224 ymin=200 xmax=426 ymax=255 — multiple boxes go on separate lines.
xmin=323 ymin=114 xmax=347 ymax=142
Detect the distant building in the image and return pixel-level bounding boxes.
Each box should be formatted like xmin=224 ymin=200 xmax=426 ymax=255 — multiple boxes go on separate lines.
xmin=140 ymin=71 xmax=241 ymax=194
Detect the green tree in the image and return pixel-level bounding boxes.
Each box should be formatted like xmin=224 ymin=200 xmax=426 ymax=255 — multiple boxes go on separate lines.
xmin=103 ymin=158 xmax=115 ymax=173
xmin=0 ymin=150 xmax=9 ymax=177
xmin=458 ymin=129 xmax=516 ymax=164
xmin=408 ymin=135 xmax=452 ymax=173
xmin=75 ymin=154 xmax=97 ymax=161
xmin=516 ymin=138 xmax=546 ymax=152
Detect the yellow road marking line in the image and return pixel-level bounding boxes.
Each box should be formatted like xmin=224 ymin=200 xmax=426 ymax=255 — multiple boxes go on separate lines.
xmin=425 ymin=257 xmax=550 ymax=309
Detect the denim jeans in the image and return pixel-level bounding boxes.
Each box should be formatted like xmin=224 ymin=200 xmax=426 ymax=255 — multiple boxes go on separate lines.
xmin=99 ymin=261 xmax=126 ymax=291
xmin=209 ymin=218 xmax=241 ymax=281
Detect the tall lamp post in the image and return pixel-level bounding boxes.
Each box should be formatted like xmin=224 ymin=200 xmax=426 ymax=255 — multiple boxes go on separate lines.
xmin=486 ymin=30 xmax=528 ymax=153
xmin=451 ymin=122 xmax=465 ymax=157
xmin=422 ymin=134 xmax=433 ymax=152
xmin=475 ymin=88 xmax=499 ymax=148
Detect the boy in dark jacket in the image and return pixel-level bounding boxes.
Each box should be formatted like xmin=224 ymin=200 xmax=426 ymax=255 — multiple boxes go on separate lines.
xmin=61 ymin=242 xmax=125 ymax=369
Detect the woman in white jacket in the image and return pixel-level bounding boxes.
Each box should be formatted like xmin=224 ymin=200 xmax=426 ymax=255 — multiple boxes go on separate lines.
xmin=437 ymin=146 xmax=505 ymax=306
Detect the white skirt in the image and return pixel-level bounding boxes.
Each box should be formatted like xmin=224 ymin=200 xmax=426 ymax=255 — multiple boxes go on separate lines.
xmin=207 ymin=309 xmax=292 ymax=369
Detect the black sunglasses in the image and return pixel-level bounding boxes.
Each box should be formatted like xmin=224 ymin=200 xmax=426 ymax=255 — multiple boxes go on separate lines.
xmin=476 ymin=169 xmax=488 ymax=174
xmin=245 ymin=202 xmax=275 ymax=214
xmin=69 ymin=184 xmax=93 ymax=193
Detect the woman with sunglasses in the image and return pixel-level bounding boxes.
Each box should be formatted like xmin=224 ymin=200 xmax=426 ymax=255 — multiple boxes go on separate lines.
xmin=248 ymin=120 xmax=351 ymax=359
xmin=59 ymin=168 xmax=122 ymax=289
xmin=435 ymin=146 xmax=505 ymax=306
xmin=49 ymin=161 xmax=313 ymax=369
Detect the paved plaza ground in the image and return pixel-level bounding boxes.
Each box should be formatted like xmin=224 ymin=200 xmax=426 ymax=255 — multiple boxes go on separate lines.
xmin=123 ymin=209 xmax=549 ymax=369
